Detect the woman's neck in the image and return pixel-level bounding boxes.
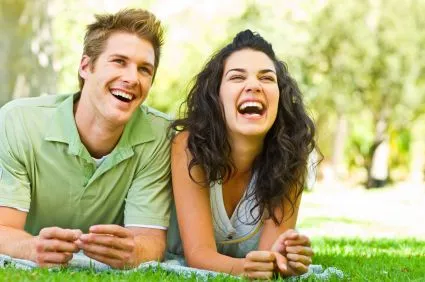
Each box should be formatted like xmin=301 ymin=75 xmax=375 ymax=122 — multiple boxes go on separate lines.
xmin=229 ymin=134 xmax=264 ymax=175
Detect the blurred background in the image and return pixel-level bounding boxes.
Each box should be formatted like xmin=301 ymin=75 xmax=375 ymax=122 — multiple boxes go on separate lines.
xmin=1 ymin=0 xmax=424 ymax=238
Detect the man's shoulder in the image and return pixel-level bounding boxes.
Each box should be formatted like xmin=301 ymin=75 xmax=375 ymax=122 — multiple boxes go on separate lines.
xmin=139 ymin=105 xmax=172 ymax=130
xmin=0 ymin=94 xmax=71 ymax=116
xmin=140 ymin=105 xmax=172 ymax=122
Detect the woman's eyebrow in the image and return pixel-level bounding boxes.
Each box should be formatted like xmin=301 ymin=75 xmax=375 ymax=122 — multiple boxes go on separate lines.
xmin=225 ymin=68 xmax=246 ymax=76
xmin=258 ymin=69 xmax=276 ymax=74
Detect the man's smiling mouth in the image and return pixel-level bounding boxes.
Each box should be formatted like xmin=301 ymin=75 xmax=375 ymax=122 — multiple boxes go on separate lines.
xmin=110 ymin=89 xmax=135 ymax=103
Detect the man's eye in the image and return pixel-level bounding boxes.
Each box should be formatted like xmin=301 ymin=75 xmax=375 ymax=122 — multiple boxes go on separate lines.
xmin=113 ymin=59 xmax=125 ymax=65
xmin=139 ymin=66 xmax=152 ymax=75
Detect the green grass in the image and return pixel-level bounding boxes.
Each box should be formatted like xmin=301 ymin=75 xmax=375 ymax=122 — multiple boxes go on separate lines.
xmin=310 ymin=238 xmax=425 ymax=281
xmin=1 ymin=238 xmax=424 ymax=281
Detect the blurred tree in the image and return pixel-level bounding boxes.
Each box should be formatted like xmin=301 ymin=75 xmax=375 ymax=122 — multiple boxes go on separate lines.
xmin=0 ymin=0 xmax=56 ymax=106
xmin=51 ymin=0 xmax=144 ymax=94
xmin=358 ymin=0 xmax=425 ymax=187
xmin=298 ymin=0 xmax=425 ymax=186
xmin=146 ymin=0 xmax=247 ymax=114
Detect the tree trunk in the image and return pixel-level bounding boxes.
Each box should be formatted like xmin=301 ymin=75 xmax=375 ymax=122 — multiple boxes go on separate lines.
xmin=366 ymin=111 xmax=390 ymax=188
xmin=0 ymin=0 xmax=56 ymax=107
xmin=409 ymin=120 xmax=425 ymax=183
xmin=331 ymin=113 xmax=348 ymax=180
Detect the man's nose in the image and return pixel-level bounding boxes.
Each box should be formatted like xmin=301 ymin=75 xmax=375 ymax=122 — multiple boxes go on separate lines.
xmin=122 ymin=66 xmax=139 ymax=86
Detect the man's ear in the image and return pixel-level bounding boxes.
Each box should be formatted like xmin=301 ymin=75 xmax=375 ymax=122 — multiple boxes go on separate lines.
xmin=79 ymin=55 xmax=91 ymax=80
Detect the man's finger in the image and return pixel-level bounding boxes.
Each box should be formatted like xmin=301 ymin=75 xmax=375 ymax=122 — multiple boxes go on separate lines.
xmin=245 ymin=251 xmax=275 ymax=262
xmin=88 ymin=225 xmax=132 ymax=238
xmin=76 ymin=239 xmax=130 ymax=260
xmin=36 ymin=251 xmax=73 ymax=265
xmin=36 ymin=239 xmax=80 ymax=253
xmin=78 ymin=234 xmax=134 ymax=251
xmin=39 ymin=227 xmax=82 ymax=242
xmin=83 ymin=251 xmax=129 ymax=269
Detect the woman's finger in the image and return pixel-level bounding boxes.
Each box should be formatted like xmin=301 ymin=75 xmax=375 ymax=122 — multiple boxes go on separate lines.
xmin=287 ymin=253 xmax=312 ymax=266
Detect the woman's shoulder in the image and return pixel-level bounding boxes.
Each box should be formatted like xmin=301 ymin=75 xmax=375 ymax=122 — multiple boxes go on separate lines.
xmin=173 ymin=131 xmax=190 ymax=146
xmin=172 ymin=131 xmax=194 ymax=158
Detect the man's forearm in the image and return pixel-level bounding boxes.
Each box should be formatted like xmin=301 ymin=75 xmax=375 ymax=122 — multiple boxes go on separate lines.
xmin=0 ymin=225 xmax=36 ymax=261
xmin=133 ymin=233 xmax=166 ymax=264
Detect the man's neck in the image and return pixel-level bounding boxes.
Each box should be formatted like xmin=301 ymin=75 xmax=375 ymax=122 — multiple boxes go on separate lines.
xmin=73 ymin=100 xmax=125 ymax=158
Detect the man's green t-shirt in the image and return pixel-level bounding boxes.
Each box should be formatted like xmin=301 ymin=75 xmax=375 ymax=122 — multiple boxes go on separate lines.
xmin=0 ymin=93 xmax=172 ymax=235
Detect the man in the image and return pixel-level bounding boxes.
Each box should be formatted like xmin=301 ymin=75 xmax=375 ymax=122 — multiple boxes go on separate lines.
xmin=0 ymin=9 xmax=171 ymax=269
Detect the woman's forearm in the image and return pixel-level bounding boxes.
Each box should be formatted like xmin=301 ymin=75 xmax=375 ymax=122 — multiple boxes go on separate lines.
xmin=186 ymin=247 xmax=246 ymax=275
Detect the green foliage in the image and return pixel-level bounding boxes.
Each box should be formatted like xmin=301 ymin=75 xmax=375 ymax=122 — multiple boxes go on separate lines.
xmin=2 ymin=0 xmax=425 ymax=175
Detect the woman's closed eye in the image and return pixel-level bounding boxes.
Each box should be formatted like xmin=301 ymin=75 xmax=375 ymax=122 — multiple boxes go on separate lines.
xmin=229 ymin=75 xmax=245 ymax=81
xmin=260 ymin=75 xmax=276 ymax=82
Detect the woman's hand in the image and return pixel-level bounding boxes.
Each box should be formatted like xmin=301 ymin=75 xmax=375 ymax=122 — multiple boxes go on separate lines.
xmin=271 ymin=229 xmax=313 ymax=276
xmin=243 ymin=251 xmax=277 ymax=279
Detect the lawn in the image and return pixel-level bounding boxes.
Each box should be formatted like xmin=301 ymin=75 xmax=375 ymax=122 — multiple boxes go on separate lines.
xmin=1 ymin=184 xmax=424 ymax=281
xmin=1 ymin=237 xmax=423 ymax=281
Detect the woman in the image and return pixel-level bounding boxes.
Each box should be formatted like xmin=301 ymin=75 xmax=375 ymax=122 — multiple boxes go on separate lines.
xmin=166 ymin=30 xmax=318 ymax=279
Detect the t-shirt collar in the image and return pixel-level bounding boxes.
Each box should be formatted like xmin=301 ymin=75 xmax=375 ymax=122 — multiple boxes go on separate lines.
xmin=44 ymin=92 xmax=155 ymax=153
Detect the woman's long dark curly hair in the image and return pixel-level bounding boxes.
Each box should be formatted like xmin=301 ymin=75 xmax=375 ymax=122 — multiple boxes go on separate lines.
xmin=171 ymin=30 xmax=318 ymax=225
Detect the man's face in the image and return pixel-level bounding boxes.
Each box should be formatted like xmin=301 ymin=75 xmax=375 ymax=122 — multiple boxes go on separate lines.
xmin=79 ymin=32 xmax=155 ymax=126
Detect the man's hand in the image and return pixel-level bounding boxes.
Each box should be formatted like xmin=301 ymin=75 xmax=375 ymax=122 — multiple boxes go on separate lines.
xmin=242 ymin=251 xmax=276 ymax=279
xmin=271 ymin=229 xmax=313 ymax=276
xmin=34 ymin=227 xmax=82 ymax=267
xmin=75 ymin=224 xmax=136 ymax=269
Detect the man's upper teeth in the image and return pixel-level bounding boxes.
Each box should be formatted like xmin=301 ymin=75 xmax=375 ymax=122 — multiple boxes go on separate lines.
xmin=111 ymin=90 xmax=133 ymax=100
xmin=239 ymin=101 xmax=263 ymax=111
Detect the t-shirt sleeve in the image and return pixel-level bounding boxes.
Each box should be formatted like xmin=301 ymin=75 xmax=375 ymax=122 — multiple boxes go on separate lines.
xmin=124 ymin=126 xmax=172 ymax=228
xmin=0 ymin=108 xmax=31 ymax=211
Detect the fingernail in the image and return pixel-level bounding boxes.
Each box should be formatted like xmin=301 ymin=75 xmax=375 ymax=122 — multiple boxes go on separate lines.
xmin=74 ymin=229 xmax=83 ymax=235
xmin=80 ymin=234 xmax=89 ymax=241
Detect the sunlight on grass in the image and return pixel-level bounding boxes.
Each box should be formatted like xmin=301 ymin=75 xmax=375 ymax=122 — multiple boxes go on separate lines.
xmin=312 ymin=238 xmax=425 ymax=281
xmin=1 ymin=238 xmax=423 ymax=281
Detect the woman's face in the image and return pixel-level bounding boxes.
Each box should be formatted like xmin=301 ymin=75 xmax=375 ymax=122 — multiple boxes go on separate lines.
xmin=219 ymin=49 xmax=279 ymax=140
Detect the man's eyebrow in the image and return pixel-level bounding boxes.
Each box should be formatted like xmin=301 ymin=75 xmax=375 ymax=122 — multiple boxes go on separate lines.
xmin=110 ymin=54 xmax=129 ymax=60
xmin=110 ymin=54 xmax=154 ymax=69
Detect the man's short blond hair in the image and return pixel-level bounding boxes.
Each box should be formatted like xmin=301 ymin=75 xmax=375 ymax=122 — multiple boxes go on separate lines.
xmin=78 ymin=8 xmax=164 ymax=89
